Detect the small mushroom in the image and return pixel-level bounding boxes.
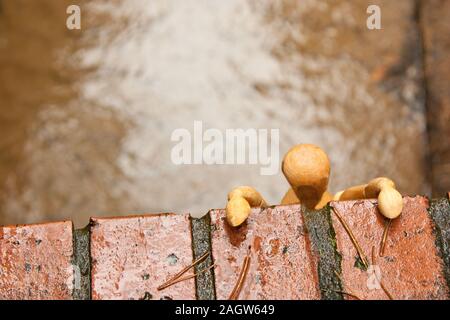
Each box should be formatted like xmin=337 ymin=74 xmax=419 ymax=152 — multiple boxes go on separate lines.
xmin=226 ymin=186 xmax=267 ymax=227
xmin=336 ymin=177 xmax=403 ymax=219
xmin=281 ymin=144 xmax=332 ymax=209
xmin=367 ymin=178 xmax=402 ymax=219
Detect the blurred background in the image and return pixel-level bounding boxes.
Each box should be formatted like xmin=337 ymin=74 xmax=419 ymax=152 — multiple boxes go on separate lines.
xmin=0 ymin=0 xmax=448 ymax=228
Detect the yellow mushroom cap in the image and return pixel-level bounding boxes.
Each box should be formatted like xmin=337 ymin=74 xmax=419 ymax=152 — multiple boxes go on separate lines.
xmin=226 ymin=196 xmax=251 ymax=227
xmin=365 ymin=177 xmax=396 ymax=198
xmin=282 ymin=144 xmax=330 ymax=200
xmin=378 ymin=187 xmax=403 ymax=219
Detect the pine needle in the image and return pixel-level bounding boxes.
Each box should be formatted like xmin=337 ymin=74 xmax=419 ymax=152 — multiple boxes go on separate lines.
xmin=371 ymin=245 xmax=394 ymax=300
xmin=379 ymin=219 xmax=392 ymax=257
xmin=333 ymin=270 xmax=362 ymax=300
xmin=321 ymin=289 xmax=362 ymax=300
xmin=228 ymin=246 xmax=251 ymax=300
xmin=158 ymin=264 xmax=216 ymax=290
xmin=157 ymin=251 xmax=209 ymax=291
xmin=332 ymin=206 xmax=369 ymax=269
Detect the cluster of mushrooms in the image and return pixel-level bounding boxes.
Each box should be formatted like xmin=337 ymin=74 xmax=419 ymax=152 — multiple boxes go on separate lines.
xmin=226 ymin=144 xmax=403 ymax=227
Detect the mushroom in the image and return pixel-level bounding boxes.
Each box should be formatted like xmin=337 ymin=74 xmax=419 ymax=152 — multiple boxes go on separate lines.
xmin=281 ymin=144 xmax=333 ymax=210
xmin=335 ymin=177 xmax=403 ymax=219
xmin=226 ymin=186 xmax=267 ymax=227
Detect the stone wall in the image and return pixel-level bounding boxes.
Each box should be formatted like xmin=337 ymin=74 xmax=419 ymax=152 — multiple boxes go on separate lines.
xmin=1 ymin=195 xmax=449 ymax=300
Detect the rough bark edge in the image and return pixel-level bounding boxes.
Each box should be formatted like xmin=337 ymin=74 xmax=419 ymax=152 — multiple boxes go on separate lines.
xmin=190 ymin=213 xmax=216 ymax=300
xmin=427 ymin=196 xmax=450 ymax=296
xmin=303 ymin=205 xmax=343 ymax=300
xmin=72 ymin=225 xmax=91 ymax=300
